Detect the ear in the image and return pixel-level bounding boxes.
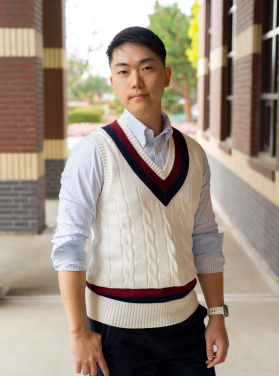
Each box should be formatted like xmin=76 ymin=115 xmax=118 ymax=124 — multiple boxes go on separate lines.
xmin=110 ymin=75 xmax=117 ymax=95
xmin=164 ymin=66 xmax=172 ymax=88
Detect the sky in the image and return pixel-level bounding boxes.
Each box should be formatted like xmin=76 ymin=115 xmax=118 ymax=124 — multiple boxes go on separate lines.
xmin=66 ymin=0 xmax=196 ymax=78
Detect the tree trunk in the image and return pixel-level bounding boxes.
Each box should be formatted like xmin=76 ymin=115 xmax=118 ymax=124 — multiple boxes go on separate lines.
xmin=184 ymin=99 xmax=192 ymax=123
xmin=183 ymin=82 xmax=192 ymax=123
xmin=171 ymin=77 xmax=193 ymax=123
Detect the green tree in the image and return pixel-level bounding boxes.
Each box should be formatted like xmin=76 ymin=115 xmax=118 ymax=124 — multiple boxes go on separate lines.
xmin=69 ymin=75 xmax=112 ymax=102
xmin=148 ymin=1 xmax=197 ymax=122
xmin=185 ymin=1 xmax=199 ymax=70
xmin=67 ymin=49 xmax=91 ymax=88
xmin=67 ymin=31 xmax=102 ymax=89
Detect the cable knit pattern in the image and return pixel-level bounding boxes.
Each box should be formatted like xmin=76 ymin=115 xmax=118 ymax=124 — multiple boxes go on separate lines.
xmin=160 ymin=206 xmax=181 ymax=286
xmin=136 ymin=186 xmax=159 ymax=288
xmin=178 ymin=185 xmax=193 ymax=282
xmin=85 ymin=117 xmax=204 ymax=328
xmin=113 ymin=193 xmax=136 ymax=289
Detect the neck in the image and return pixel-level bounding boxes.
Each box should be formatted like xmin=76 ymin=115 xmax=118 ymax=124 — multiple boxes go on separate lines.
xmin=128 ymin=103 xmax=164 ymax=137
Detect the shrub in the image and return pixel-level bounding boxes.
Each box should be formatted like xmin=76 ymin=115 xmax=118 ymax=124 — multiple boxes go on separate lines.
xmin=68 ymin=107 xmax=104 ymax=124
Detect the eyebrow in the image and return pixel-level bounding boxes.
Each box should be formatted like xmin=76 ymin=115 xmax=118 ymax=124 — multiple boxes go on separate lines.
xmin=113 ymin=57 xmax=156 ymax=69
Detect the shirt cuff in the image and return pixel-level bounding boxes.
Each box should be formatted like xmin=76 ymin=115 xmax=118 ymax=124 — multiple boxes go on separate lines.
xmin=50 ymin=239 xmax=87 ymax=271
xmin=192 ymin=232 xmax=224 ymax=256
xmin=194 ymin=252 xmax=226 ymax=274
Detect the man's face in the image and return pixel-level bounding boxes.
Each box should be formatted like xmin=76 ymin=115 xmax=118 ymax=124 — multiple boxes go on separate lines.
xmin=110 ymin=43 xmax=171 ymax=116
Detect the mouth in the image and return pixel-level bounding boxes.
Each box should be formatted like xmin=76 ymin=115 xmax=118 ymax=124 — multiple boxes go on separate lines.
xmin=130 ymin=94 xmax=148 ymax=99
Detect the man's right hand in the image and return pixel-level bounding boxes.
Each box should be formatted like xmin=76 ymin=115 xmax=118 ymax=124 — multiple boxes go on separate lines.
xmin=70 ymin=326 xmax=110 ymax=376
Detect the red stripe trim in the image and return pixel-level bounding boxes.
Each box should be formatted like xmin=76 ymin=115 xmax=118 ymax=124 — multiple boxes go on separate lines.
xmin=110 ymin=120 xmax=182 ymax=192
xmin=86 ymin=277 xmax=197 ymax=298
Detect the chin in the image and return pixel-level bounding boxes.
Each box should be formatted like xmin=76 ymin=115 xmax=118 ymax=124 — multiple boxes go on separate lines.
xmin=128 ymin=104 xmax=153 ymax=114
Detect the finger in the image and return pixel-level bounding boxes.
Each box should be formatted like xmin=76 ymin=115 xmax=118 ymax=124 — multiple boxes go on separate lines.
xmin=205 ymin=351 xmax=217 ymax=363
xmin=89 ymin=362 xmax=98 ymax=376
xmin=82 ymin=364 xmax=90 ymax=375
xmin=98 ymin=353 xmax=110 ymax=376
xmin=75 ymin=362 xmax=82 ymax=374
xmin=207 ymin=346 xmax=225 ymax=368
xmin=206 ymin=339 xmax=214 ymax=362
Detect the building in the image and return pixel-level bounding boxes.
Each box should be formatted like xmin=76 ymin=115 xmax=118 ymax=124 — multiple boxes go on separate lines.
xmin=0 ymin=0 xmax=68 ymax=233
xmin=197 ymin=0 xmax=279 ymax=277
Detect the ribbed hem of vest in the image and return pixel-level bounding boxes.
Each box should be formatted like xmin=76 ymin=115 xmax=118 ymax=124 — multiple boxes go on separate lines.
xmin=85 ymin=287 xmax=200 ymax=329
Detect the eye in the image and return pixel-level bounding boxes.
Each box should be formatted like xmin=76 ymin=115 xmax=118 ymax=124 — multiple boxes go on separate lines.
xmin=118 ymin=70 xmax=127 ymax=75
xmin=143 ymin=66 xmax=153 ymax=71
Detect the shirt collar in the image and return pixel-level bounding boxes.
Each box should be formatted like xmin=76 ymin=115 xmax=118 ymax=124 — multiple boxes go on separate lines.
xmin=120 ymin=108 xmax=173 ymax=148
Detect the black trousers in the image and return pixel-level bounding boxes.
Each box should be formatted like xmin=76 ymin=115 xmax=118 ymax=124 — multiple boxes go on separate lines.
xmin=88 ymin=303 xmax=216 ymax=376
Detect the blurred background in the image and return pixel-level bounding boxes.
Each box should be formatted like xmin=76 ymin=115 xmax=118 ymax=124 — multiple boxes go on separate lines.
xmin=0 ymin=0 xmax=279 ymax=375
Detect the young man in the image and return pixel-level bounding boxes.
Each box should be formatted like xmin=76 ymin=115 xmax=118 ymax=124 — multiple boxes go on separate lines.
xmin=51 ymin=26 xmax=229 ymax=376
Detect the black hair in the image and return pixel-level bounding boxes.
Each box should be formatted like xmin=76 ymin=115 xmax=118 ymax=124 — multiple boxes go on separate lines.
xmin=106 ymin=26 xmax=166 ymax=68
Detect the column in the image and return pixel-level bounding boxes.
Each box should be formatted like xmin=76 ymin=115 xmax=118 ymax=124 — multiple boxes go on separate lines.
xmin=0 ymin=0 xmax=45 ymax=233
xmin=43 ymin=0 xmax=68 ymax=198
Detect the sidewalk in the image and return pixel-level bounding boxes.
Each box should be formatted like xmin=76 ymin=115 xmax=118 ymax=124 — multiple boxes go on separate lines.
xmin=0 ymin=195 xmax=279 ymax=376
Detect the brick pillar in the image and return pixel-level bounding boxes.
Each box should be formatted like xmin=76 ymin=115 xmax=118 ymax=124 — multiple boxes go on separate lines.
xmin=209 ymin=0 xmax=227 ymax=141
xmin=0 ymin=1 xmax=46 ymax=233
xmin=232 ymin=0 xmax=262 ymax=156
xmin=43 ymin=0 xmax=68 ymax=198
xmin=197 ymin=0 xmax=208 ymax=132
xmin=197 ymin=0 xmax=211 ymax=133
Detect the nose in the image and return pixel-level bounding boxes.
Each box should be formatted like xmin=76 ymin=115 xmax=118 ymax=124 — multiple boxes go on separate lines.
xmin=131 ymin=70 xmax=144 ymax=88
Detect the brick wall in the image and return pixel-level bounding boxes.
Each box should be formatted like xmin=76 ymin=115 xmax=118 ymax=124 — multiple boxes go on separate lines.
xmin=232 ymin=54 xmax=261 ymax=156
xmin=198 ymin=0 xmax=279 ymax=276
xmin=235 ymin=0 xmax=262 ymax=35
xmin=44 ymin=68 xmax=67 ymax=139
xmin=43 ymin=0 xmax=68 ymax=199
xmin=208 ymin=153 xmax=279 ymax=277
xmin=45 ymin=160 xmax=65 ymax=198
xmin=209 ymin=67 xmax=227 ymax=140
xmin=198 ymin=0 xmax=211 ymax=132
xmin=0 ymin=176 xmax=45 ymax=233
xmin=0 ymin=0 xmax=45 ymax=233
xmin=208 ymin=0 xmax=227 ymax=140
xmin=0 ymin=0 xmax=43 ymax=32
xmin=43 ymin=0 xmax=65 ymax=48
xmin=231 ymin=0 xmax=263 ymax=156
xmin=211 ymin=0 xmax=226 ymax=51
xmin=0 ymin=57 xmax=44 ymax=153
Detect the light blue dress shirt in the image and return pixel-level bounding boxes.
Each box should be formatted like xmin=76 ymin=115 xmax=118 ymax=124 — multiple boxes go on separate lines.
xmin=50 ymin=109 xmax=226 ymax=274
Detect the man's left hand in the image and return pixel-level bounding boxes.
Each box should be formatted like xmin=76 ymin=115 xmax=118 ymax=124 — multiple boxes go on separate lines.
xmin=204 ymin=315 xmax=229 ymax=368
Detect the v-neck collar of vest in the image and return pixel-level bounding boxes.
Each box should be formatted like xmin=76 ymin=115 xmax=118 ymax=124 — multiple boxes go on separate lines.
xmin=101 ymin=117 xmax=190 ymax=206
xmin=117 ymin=116 xmax=174 ymax=179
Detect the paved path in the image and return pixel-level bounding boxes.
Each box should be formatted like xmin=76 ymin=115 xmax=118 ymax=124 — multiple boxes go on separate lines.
xmin=0 ymin=196 xmax=279 ymax=376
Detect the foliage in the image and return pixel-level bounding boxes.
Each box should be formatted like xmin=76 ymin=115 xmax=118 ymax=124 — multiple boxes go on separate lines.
xmin=147 ymin=2 xmax=196 ymax=99
xmin=161 ymin=88 xmax=183 ymax=113
xmin=185 ymin=1 xmax=199 ymax=70
xmin=67 ymin=50 xmax=90 ymax=88
xmin=68 ymin=107 xmax=104 ymax=124
xmin=108 ymin=97 xmax=125 ymax=117
xmin=67 ymin=31 xmax=103 ymax=88
xmin=69 ymin=75 xmax=112 ymax=102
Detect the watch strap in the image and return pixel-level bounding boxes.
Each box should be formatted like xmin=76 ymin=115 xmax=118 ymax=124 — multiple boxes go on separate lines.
xmin=207 ymin=306 xmax=225 ymax=316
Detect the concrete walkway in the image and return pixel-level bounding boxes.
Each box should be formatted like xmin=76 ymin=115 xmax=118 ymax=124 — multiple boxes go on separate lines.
xmin=0 ymin=195 xmax=279 ymax=376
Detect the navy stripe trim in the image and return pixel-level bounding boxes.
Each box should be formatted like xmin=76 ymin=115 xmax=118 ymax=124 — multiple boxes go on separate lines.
xmin=102 ymin=124 xmax=189 ymax=206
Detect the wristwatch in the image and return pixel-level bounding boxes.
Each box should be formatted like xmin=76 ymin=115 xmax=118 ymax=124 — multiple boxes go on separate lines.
xmin=207 ymin=304 xmax=229 ymax=317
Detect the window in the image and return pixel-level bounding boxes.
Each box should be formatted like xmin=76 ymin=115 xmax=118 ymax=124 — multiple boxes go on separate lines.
xmin=205 ymin=0 xmax=211 ymax=130
xmin=226 ymin=0 xmax=236 ymax=138
xmin=260 ymin=0 xmax=278 ymax=156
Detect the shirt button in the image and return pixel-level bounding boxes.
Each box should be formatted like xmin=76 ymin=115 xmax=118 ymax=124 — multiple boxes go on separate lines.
xmin=155 ymin=147 xmax=158 ymax=153
xmin=141 ymin=142 xmax=144 ymax=145
xmin=146 ymin=130 xmax=150 ymax=134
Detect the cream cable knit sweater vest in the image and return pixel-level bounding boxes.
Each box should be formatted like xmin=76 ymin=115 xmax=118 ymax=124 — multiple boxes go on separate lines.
xmin=85 ymin=116 xmax=204 ymax=328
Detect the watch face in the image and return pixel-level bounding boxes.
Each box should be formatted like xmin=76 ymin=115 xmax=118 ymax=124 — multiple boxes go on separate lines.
xmin=223 ymin=304 xmax=229 ymax=317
